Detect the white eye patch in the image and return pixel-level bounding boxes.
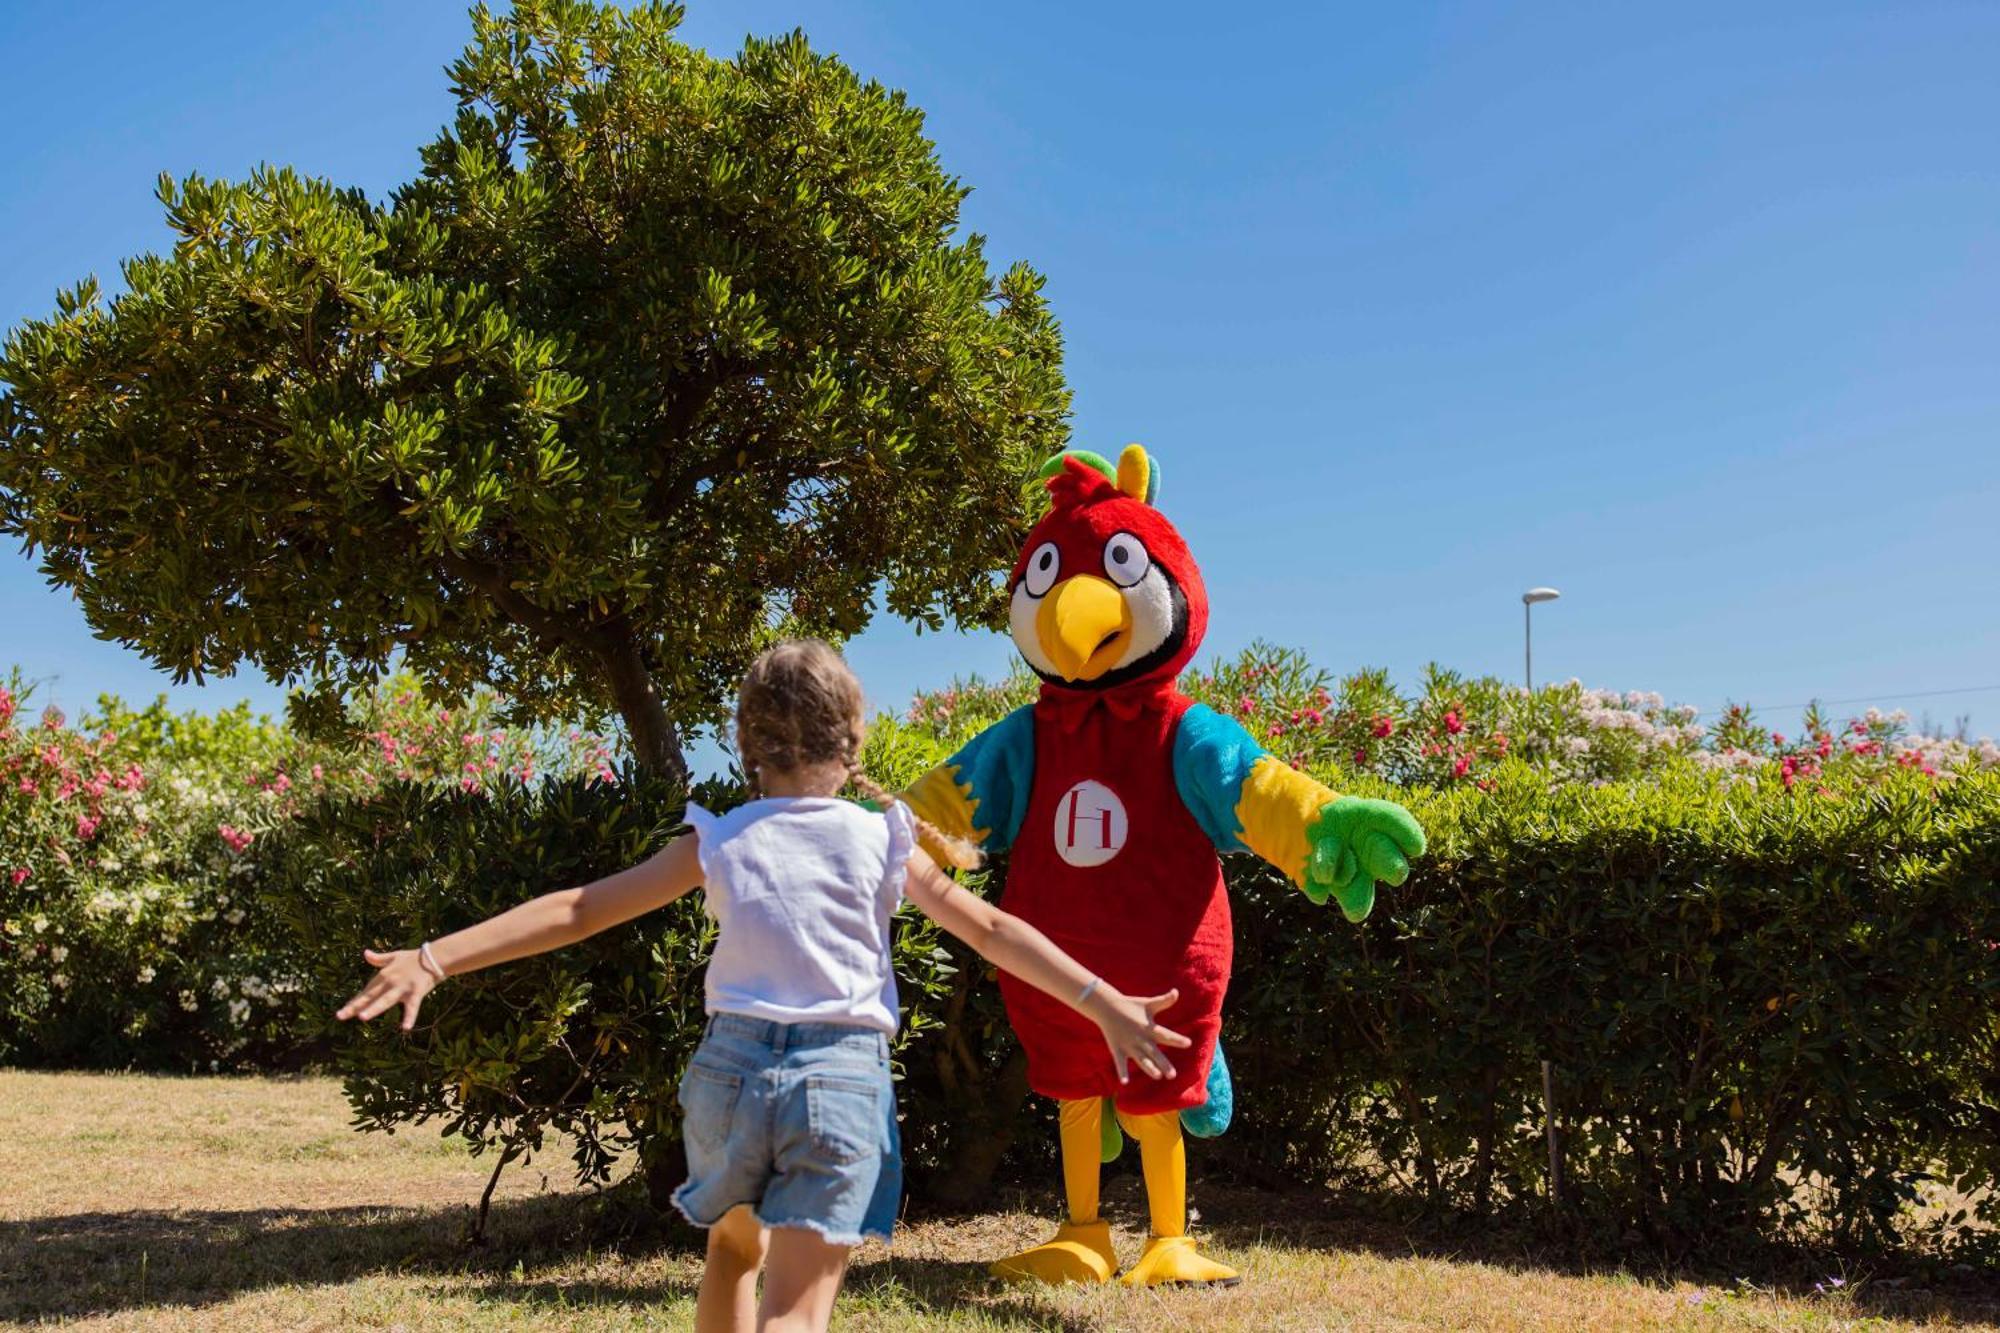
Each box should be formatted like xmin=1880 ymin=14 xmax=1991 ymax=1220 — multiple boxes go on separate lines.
xmin=1021 ymin=541 xmax=1061 ymax=598
xmin=1101 ymin=532 xmax=1150 ymax=588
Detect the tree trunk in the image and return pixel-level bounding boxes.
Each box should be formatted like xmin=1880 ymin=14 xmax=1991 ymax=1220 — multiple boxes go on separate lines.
xmin=597 ymin=628 xmax=690 ymax=785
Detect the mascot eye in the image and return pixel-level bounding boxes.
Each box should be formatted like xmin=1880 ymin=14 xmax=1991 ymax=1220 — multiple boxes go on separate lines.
xmin=1102 ymin=532 xmax=1151 ymax=588
xmin=1021 ymin=541 xmax=1061 ymax=598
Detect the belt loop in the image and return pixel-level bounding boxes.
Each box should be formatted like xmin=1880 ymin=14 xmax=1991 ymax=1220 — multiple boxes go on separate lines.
xmin=773 ymin=1022 xmax=787 ymax=1055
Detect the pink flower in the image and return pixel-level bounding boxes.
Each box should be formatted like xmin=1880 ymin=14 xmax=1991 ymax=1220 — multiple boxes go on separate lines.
xmin=1353 ymin=748 xmax=1369 ymax=765
xmin=217 ymin=824 xmax=254 ymax=853
xmin=8 ymin=866 xmax=28 ymax=886
xmin=1237 ymin=694 xmax=1257 ymax=716
xmin=310 ymin=764 xmax=324 ymax=782
xmin=272 ymin=773 xmax=292 ymax=794
xmin=1452 ymin=754 xmax=1472 ymax=778
xmin=1444 ymin=711 xmax=1464 ymax=735
xmin=1772 ymin=732 xmax=1786 ymax=746
xmin=40 ymin=706 xmax=65 ymax=730
xmin=75 ymin=814 xmax=100 ymax=841
xmin=1371 ymin=717 xmax=1394 ymax=739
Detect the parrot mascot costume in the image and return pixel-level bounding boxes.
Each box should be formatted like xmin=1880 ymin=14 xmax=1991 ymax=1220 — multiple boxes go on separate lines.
xmin=902 ymin=444 xmax=1427 ymax=1288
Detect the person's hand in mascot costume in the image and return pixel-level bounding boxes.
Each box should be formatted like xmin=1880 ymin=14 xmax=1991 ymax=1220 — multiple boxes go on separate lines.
xmin=902 ymin=444 xmax=1426 ymax=1288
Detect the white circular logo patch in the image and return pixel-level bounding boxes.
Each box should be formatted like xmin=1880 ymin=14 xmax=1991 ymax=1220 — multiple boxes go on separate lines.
xmin=1054 ymin=780 xmax=1128 ymax=868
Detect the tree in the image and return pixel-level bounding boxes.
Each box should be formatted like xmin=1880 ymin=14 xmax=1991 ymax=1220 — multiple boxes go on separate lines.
xmin=0 ymin=1 xmax=1069 ymax=781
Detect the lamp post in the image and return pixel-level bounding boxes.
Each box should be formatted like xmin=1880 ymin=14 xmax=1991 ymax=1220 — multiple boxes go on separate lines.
xmin=1520 ymin=585 xmax=1563 ymax=1207
xmin=1522 ymin=587 xmax=1561 ymax=692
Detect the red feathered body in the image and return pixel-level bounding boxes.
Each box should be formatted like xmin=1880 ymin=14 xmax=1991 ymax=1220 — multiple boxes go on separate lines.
xmin=997 ymin=686 xmax=1230 ymax=1113
xmin=994 ymin=458 xmax=1227 ymax=1113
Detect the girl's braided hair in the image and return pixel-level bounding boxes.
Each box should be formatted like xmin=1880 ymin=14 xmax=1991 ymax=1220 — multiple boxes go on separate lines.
xmin=736 ymin=639 xmax=984 ymax=871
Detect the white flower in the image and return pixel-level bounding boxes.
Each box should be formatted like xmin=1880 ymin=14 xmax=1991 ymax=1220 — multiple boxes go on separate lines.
xmin=49 ymin=945 xmax=68 ymax=964
xmin=31 ymin=914 xmax=48 ymax=934
xmin=50 ymin=972 xmax=68 ymax=989
xmin=225 ymin=909 xmax=245 ymax=926
xmin=136 ymin=965 xmax=156 ymax=983
xmin=210 ymin=978 xmax=230 ymax=998
xmin=98 ymin=857 xmax=122 ymax=873
xmin=179 ymin=990 xmax=199 ymax=1011
xmin=227 ymin=999 xmax=250 ymax=1026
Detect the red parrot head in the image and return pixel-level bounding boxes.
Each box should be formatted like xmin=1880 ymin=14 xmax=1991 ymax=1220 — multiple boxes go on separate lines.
xmin=1008 ymin=445 xmax=1208 ymax=692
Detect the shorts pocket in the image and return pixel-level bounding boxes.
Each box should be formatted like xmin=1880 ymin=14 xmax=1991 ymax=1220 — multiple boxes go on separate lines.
xmin=678 ymin=1063 xmax=744 ymax=1158
xmin=805 ymin=1072 xmax=881 ymax=1166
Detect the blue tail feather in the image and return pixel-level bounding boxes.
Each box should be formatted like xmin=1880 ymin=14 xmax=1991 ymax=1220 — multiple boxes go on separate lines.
xmin=1179 ymin=1041 xmax=1234 ymax=1138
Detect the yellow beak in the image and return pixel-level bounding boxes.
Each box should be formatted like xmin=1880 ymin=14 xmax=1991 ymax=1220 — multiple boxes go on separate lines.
xmin=1036 ymin=575 xmax=1133 ymax=682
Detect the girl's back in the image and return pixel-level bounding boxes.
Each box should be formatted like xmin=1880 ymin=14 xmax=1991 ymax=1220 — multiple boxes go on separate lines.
xmin=689 ymin=796 xmax=915 ymax=1035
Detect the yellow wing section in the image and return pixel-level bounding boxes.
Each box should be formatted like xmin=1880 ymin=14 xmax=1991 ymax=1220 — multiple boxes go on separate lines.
xmin=1234 ymin=754 xmax=1339 ymax=887
xmin=902 ymin=761 xmax=987 ymax=849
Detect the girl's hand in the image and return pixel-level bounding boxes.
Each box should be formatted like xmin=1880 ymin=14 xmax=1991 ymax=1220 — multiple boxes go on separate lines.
xmin=1084 ymin=985 xmax=1193 ymax=1084
xmin=335 ymin=948 xmax=438 ymax=1032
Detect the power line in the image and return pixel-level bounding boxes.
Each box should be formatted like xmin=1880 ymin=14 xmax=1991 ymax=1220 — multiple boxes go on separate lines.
xmin=1691 ymin=683 xmax=2000 ymax=719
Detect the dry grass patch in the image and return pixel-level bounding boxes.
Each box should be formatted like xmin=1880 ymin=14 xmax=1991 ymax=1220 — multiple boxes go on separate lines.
xmin=2 ymin=1071 xmax=1995 ymax=1330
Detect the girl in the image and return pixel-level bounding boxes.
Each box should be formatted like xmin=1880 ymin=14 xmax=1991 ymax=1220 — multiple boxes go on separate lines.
xmin=337 ymin=639 xmax=1191 ymax=1333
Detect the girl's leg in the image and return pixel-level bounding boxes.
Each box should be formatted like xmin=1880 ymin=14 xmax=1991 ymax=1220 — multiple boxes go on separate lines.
xmin=756 ymin=1225 xmax=852 ymax=1333
xmin=695 ymin=1204 xmax=769 ymax=1333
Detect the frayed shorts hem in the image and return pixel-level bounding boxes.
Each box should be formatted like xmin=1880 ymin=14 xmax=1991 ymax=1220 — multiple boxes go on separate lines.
xmin=670 ymin=1186 xmax=888 ymax=1247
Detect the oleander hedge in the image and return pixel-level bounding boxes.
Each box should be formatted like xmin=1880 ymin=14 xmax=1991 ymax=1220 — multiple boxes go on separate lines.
xmin=264 ymin=737 xmax=2000 ymax=1254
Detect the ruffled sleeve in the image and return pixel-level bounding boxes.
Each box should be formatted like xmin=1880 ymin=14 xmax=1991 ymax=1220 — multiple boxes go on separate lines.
xmin=683 ymin=802 xmax=720 ymax=910
xmin=881 ymin=800 xmax=918 ymax=903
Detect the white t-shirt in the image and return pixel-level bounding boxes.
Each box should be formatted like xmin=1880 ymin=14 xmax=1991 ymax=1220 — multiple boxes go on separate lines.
xmin=685 ymin=796 xmax=917 ymax=1035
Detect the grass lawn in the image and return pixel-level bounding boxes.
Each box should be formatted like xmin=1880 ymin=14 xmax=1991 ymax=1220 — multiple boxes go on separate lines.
xmin=2 ymin=1071 xmax=1995 ymax=1331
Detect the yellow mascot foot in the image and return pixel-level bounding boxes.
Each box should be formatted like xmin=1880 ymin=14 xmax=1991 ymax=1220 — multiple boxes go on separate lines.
xmin=1118 ymin=1234 xmax=1240 ymax=1288
xmin=989 ymin=1218 xmax=1118 ymax=1285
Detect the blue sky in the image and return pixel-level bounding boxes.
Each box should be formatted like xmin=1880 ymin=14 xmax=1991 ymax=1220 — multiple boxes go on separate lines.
xmin=4 ymin=2 xmax=1997 ymax=765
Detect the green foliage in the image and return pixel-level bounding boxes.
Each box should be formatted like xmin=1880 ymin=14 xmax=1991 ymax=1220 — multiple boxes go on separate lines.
xmin=266 ymin=771 xmax=708 ymax=1193
xmin=1220 ymin=760 xmax=2000 ymax=1252
xmin=0 ymin=670 xmax=615 ymax=1069
xmin=0 ymin=1 xmax=1069 ymax=776
xmin=262 ymin=764 xmax=974 ymax=1199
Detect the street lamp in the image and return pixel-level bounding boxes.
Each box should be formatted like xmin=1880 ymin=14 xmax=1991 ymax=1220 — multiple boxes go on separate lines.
xmin=1521 ymin=587 xmax=1561 ymax=692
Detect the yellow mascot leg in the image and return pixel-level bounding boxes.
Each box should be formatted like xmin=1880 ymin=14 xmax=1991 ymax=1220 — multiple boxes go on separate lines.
xmin=1113 ymin=1108 xmax=1240 ymax=1287
xmin=988 ymin=1098 xmax=1119 ymax=1284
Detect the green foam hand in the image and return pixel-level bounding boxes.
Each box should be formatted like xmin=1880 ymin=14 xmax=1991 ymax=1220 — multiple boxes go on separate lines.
xmin=1302 ymin=796 xmax=1427 ymax=922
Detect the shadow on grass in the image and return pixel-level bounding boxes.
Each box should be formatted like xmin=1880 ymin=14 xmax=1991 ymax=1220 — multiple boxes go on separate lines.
xmin=11 ymin=1173 xmax=1996 ymax=1328
xmin=0 ymin=1185 xmax=1069 ymax=1329
xmin=1170 ymin=1176 xmax=2000 ymax=1328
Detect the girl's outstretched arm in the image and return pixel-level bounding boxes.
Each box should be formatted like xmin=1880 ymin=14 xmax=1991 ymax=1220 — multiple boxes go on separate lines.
xmin=337 ymin=832 xmax=705 ymax=1030
xmin=901 ymin=847 xmax=1193 ymax=1084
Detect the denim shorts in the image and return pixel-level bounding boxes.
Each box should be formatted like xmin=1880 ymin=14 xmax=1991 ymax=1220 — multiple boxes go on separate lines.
xmin=670 ymin=1013 xmax=902 ymax=1245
